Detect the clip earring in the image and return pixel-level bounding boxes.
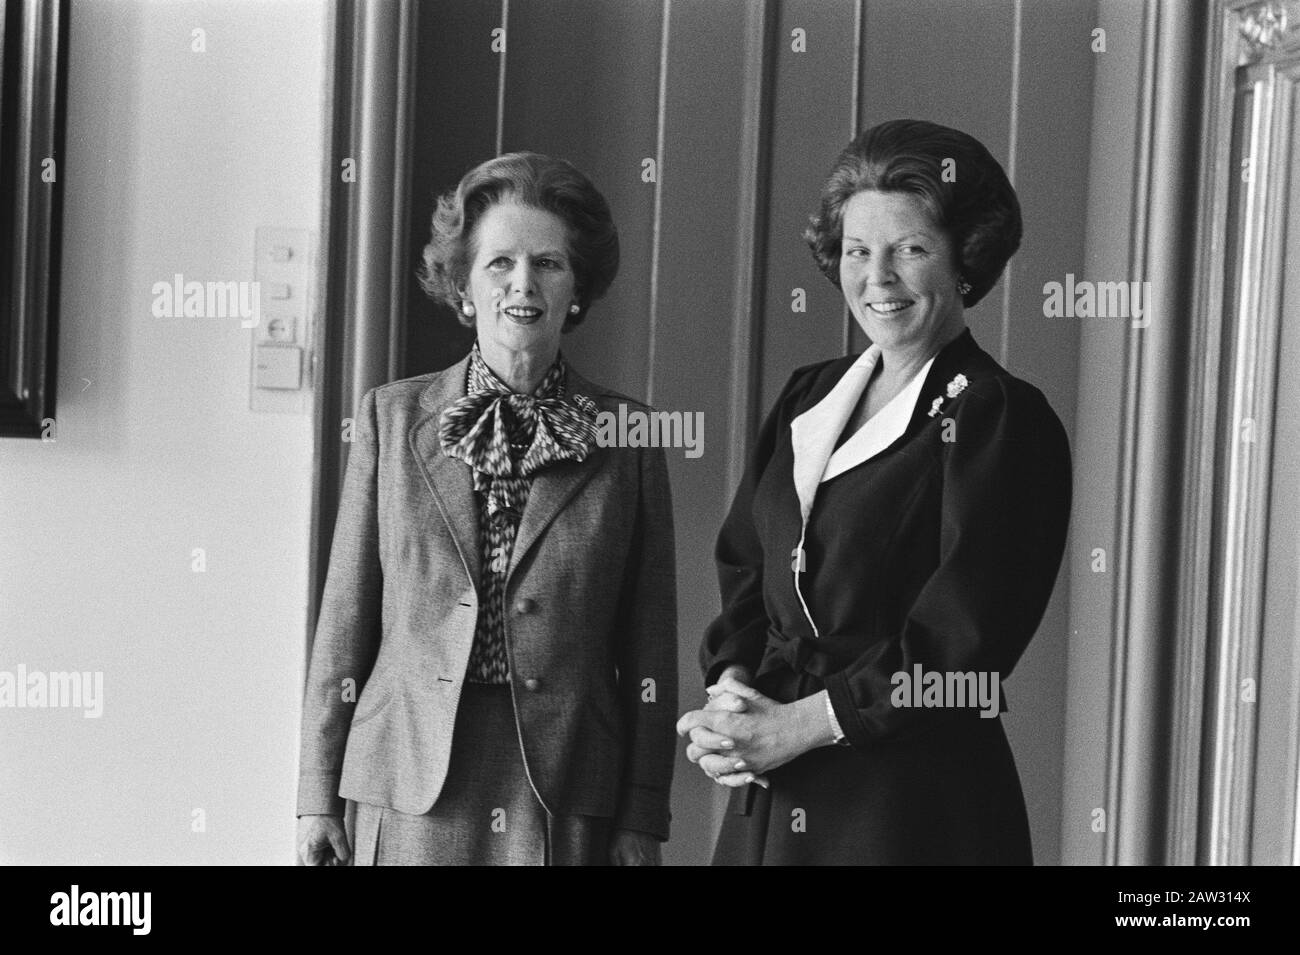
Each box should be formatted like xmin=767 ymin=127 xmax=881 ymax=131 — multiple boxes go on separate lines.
xmin=957 ymin=278 xmax=972 ymax=297
xmin=569 ymin=303 xmax=581 ymax=315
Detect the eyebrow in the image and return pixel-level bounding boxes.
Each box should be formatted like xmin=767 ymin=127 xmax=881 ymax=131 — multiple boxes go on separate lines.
xmin=485 ymin=248 xmax=568 ymax=258
xmin=842 ymin=232 xmax=934 ymax=243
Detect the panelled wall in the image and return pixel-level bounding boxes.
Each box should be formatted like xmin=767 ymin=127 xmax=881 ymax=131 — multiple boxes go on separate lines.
xmin=404 ymin=0 xmax=1096 ymax=866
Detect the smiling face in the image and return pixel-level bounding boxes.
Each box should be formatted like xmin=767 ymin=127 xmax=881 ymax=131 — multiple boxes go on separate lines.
xmin=838 ymin=190 xmax=965 ymax=359
xmin=464 ymin=200 xmax=576 ymax=367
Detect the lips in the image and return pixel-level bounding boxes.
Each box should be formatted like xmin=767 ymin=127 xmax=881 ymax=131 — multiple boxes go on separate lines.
xmin=867 ymin=300 xmax=913 ymax=315
xmin=501 ymin=304 xmax=544 ymax=325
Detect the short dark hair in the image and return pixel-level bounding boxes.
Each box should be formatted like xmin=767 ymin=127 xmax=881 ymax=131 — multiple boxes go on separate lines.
xmin=417 ymin=151 xmax=620 ymax=329
xmin=804 ymin=119 xmax=1021 ymax=308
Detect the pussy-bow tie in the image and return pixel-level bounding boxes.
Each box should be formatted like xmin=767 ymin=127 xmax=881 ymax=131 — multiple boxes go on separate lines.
xmin=439 ymin=359 xmax=599 ymax=516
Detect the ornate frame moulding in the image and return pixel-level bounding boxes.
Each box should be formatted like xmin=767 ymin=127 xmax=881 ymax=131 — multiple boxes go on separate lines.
xmin=1187 ymin=0 xmax=1300 ymax=865
xmin=1235 ymin=0 xmax=1300 ymax=62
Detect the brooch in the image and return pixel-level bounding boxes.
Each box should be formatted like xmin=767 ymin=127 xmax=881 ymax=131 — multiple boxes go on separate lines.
xmin=927 ymin=373 xmax=969 ymax=418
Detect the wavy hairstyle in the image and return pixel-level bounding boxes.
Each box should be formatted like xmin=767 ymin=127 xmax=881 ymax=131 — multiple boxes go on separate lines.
xmin=805 ymin=119 xmax=1021 ymax=308
xmin=417 ymin=152 xmax=620 ymax=328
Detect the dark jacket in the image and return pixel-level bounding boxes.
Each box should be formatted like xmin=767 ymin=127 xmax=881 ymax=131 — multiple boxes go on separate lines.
xmin=701 ymin=327 xmax=1072 ymax=864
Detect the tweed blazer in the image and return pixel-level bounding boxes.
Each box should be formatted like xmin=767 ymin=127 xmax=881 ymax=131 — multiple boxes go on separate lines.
xmin=297 ymin=354 xmax=679 ymax=839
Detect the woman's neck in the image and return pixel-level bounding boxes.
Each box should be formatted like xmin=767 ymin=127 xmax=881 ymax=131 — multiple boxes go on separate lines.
xmin=478 ymin=341 xmax=557 ymax=394
xmin=875 ymin=323 xmax=964 ymax=390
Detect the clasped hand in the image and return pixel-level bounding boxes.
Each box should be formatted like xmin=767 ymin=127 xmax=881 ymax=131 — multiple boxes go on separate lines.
xmin=676 ymin=670 xmax=812 ymax=789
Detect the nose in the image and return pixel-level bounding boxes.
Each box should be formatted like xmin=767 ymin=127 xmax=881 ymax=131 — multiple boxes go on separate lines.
xmin=863 ymin=251 xmax=897 ymax=287
xmin=509 ymin=260 xmax=538 ymax=297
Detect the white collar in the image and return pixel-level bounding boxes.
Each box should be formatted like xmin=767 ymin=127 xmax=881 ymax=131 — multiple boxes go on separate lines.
xmin=789 ymin=346 xmax=935 ymax=523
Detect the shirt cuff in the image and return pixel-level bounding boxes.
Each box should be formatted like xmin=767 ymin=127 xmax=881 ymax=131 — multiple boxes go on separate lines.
xmin=824 ymin=690 xmax=848 ymax=744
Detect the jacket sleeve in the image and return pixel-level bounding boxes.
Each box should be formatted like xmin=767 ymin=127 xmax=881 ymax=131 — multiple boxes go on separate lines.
xmin=822 ymin=377 xmax=1073 ymax=746
xmin=698 ymin=370 xmax=806 ymax=687
xmin=612 ymin=444 xmax=679 ymax=840
xmin=297 ymin=387 xmax=384 ymax=816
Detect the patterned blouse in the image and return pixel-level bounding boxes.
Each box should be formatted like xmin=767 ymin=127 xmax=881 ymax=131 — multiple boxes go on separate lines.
xmin=438 ymin=345 xmax=597 ymax=684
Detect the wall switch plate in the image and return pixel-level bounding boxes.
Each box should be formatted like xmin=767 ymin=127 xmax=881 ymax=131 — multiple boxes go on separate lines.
xmin=255 ymin=345 xmax=303 ymax=389
xmin=250 ymin=227 xmax=314 ymax=413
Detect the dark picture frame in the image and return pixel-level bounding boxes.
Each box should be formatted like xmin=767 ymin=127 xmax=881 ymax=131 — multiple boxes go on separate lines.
xmin=0 ymin=0 xmax=68 ymax=439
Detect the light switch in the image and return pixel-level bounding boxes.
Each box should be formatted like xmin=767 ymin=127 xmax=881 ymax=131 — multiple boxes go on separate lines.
xmin=255 ymin=345 xmax=303 ymax=390
xmin=252 ymin=226 xmax=313 ymax=414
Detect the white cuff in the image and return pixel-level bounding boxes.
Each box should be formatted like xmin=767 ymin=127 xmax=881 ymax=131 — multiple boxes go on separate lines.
xmin=825 ymin=692 xmax=847 ymax=744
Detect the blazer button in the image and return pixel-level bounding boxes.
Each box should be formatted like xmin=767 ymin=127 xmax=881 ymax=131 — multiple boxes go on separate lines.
xmin=514 ymin=597 xmax=536 ymax=614
xmin=523 ymin=678 xmax=542 ymax=692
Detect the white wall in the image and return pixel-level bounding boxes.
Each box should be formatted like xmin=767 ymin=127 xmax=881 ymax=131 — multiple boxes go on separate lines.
xmin=0 ymin=0 xmax=328 ymax=864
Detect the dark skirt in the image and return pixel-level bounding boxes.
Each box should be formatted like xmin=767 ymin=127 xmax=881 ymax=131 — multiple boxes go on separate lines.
xmin=711 ymin=712 xmax=1033 ymax=866
xmin=353 ymin=683 xmax=611 ymax=866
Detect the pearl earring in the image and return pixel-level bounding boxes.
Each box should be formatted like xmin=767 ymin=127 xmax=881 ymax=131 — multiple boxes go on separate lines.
xmin=461 ymin=302 xmax=476 ymax=318
xmin=569 ymin=303 xmax=581 ymax=315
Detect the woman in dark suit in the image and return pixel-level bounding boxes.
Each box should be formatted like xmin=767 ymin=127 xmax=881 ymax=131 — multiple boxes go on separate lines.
xmin=677 ymin=120 xmax=1072 ymax=865
xmin=297 ymin=152 xmax=678 ymax=866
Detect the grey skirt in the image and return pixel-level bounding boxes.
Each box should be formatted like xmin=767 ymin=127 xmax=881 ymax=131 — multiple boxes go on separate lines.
xmin=352 ymin=683 xmax=612 ymax=866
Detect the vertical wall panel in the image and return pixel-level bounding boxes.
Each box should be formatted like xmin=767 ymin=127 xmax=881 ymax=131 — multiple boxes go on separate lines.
xmin=501 ymin=0 xmax=665 ymax=402
xmin=404 ymin=0 xmax=503 ymax=376
xmin=1009 ymin=0 xmax=1090 ymax=418
xmin=856 ymin=0 xmax=1016 ymax=358
xmin=1003 ymin=0 xmax=1095 ymax=867
xmin=1063 ymin=0 xmax=1147 ymax=866
xmin=653 ymin=0 xmax=759 ymax=867
xmin=757 ymin=0 xmax=862 ymax=412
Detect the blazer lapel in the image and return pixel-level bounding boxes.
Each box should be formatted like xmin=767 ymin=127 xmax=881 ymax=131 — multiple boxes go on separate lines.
xmin=508 ymin=363 xmax=605 ymax=578
xmin=789 ymin=346 xmax=880 ymax=523
xmin=822 ymin=350 xmax=935 ymax=481
xmin=410 ymin=355 xmax=480 ymax=585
